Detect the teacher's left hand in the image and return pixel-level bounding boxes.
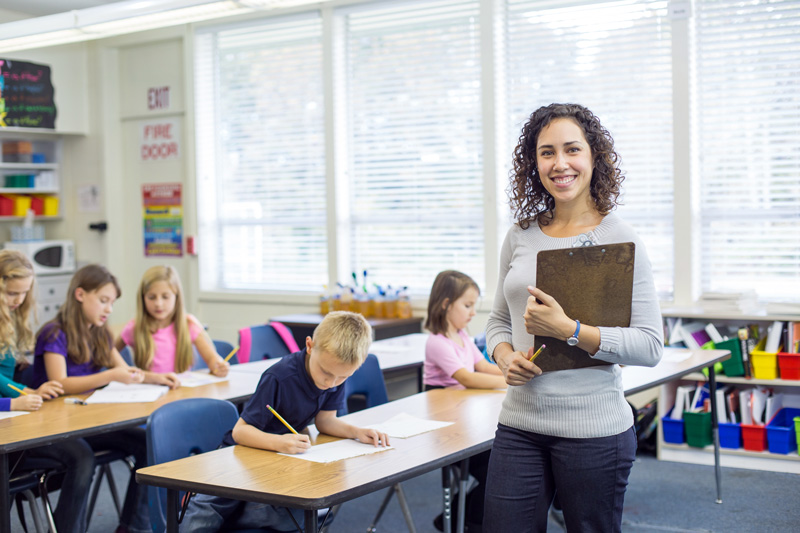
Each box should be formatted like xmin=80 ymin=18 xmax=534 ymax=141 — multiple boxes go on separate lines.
xmin=524 ymin=286 xmax=574 ymax=339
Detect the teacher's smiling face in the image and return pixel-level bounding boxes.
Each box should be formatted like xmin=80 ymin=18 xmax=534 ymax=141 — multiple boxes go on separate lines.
xmin=536 ymin=117 xmax=594 ymax=208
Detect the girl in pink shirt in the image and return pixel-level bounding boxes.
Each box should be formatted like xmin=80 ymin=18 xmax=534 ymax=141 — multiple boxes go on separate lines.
xmin=424 ymin=270 xmax=506 ymax=390
xmin=115 ymin=266 xmax=229 ymax=388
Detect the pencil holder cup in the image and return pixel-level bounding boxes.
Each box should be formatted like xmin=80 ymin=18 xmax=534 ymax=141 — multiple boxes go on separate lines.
xmin=683 ymin=411 xmax=713 ymax=448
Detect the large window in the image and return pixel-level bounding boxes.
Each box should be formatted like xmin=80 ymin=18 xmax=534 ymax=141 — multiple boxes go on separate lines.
xmin=694 ymin=0 xmax=800 ymax=301
xmin=194 ymin=0 xmax=800 ymax=305
xmin=505 ymin=0 xmax=674 ymax=299
xmin=195 ymin=14 xmax=327 ymax=292
xmin=341 ymin=0 xmax=484 ymax=294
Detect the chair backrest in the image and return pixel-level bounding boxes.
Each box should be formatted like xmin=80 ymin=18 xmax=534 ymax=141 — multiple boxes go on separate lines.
xmin=237 ymin=323 xmax=298 ymax=363
xmin=340 ymin=354 xmax=388 ymax=416
xmin=119 ymin=345 xmax=134 ymax=366
xmin=146 ymin=398 xmax=239 ymax=532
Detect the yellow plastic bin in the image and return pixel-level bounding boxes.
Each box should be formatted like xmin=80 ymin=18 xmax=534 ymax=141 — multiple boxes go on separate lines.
xmin=34 ymin=195 xmax=59 ymax=216
xmin=750 ymin=338 xmax=779 ymax=380
xmin=10 ymin=195 xmax=32 ymax=217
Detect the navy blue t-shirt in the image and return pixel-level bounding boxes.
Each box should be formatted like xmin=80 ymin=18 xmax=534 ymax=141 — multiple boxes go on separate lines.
xmin=221 ymin=349 xmax=346 ymax=447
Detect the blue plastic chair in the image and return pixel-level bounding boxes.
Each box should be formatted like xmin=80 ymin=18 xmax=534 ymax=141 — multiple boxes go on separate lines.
xmin=119 ymin=345 xmax=134 ymax=366
xmin=237 ymin=324 xmax=296 ymax=362
xmin=145 ymin=398 xmax=240 ymax=532
xmin=340 ymin=354 xmax=415 ymax=533
xmin=192 ymin=339 xmax=238 ymax=370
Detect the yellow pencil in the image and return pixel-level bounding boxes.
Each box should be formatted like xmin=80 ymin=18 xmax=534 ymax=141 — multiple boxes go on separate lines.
xmin=266 ymin=404 xmax=299 ymax=435
xmin=7 ymin=384 xmax=28 ymax=396
xmin=223 ymin=346 xmax=239 ymax=363
xmin=529 ymin=344 xmax=546 ymax=362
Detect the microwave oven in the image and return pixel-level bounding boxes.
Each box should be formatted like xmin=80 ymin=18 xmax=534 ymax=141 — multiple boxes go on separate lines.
xmin=3 ymin=240 xmax=76 ymax=275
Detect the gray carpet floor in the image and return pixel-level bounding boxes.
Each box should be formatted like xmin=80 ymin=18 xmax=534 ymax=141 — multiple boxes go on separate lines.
xmin=11 ymin=453 xmax=799 ymax=532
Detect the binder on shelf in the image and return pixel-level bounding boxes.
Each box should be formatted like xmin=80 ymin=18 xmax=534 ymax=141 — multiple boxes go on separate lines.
xmin=532 ymin=242 xmax=634 ymax=373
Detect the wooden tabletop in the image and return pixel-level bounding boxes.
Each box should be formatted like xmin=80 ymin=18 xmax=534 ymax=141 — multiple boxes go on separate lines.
xmin=0 ymin=370 xmax=262 ymax=453
xmin=136 ymin=388 xmax=506 ymax=510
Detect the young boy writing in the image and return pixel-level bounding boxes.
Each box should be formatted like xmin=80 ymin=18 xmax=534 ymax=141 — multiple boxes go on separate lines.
xmin=180 ymin=311 xmax=390 ymax=532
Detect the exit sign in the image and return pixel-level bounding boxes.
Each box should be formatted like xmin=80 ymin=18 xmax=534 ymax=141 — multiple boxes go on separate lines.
xmin=147 ymin=86 xmax=170 ymax=110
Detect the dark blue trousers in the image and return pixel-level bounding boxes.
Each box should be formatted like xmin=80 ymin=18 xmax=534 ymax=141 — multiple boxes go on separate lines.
xmin=483 ymin=423 xmax=636 ymax=533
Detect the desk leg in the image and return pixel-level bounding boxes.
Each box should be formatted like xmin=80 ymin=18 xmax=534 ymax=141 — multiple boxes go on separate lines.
xmin=442 ymin=467 xmax=454 ymax=533
xmin=1 ymin=453 xmax=10 ymax=533
xmin=708 ymin=365 xmax=723 ymax=504
xmin=166 ymin=489 xmax=179 ymax=533
xmin=305 ymin=509 xmax=318 ymax=533
xmin=457 ymin=458 xmax=470 ymax=533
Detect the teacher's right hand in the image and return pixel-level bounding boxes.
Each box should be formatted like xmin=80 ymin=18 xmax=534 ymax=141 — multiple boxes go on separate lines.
xmin=496 ymin=347 xmax=542 ymax=386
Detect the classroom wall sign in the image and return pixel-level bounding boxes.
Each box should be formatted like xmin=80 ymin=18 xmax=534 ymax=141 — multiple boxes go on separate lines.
xmin=142 ymin=183 xmax=183 ymax=257
xmin=140 ymin=118 xmax=180 ymax=161
xmin=0 ymin=59 xmax=57 ymax=129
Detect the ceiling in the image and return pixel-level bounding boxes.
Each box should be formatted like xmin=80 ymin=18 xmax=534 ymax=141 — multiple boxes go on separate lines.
xmin=0 ymin=1 xmax=121 ymax=17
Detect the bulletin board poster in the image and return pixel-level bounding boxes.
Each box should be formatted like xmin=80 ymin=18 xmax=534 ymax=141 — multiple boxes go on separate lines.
xmin=0 ymin=59 xmax=57 ymax=129
xmin=142 ymin=183 xmax=183 ymax=257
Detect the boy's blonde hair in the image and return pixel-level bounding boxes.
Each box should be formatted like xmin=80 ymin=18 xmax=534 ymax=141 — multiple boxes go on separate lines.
xmin=312 ymin=311 xmax=372 ymax=365
xmin=0 ymin=250 xmax=36 ymax=357
xmin=133 ymin=265 xmax=195 ymax=373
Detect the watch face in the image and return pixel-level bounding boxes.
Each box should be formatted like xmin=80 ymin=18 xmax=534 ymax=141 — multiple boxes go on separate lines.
xmin=567 ymin=337 xmax=579 ymax=346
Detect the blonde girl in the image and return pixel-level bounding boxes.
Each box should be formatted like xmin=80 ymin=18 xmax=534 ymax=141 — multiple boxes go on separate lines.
xmin=115 ymin=265 xmax=228 ymax=387
xmin=0 ymin=250 xmax=63 ymax=411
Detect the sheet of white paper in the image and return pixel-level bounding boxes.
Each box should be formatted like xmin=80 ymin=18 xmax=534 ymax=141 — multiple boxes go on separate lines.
xmin=367 ymin=412 xmax=454 ymax=438
xmin=176 ymin=371 xmax=229 ymax=387
xmin=0 ymin=411 xmax=29 ymax=420
xmin=85 ymin=381 xmax=169 ymax=403
xmin=279 ymin=439 xmax=394 ymax=463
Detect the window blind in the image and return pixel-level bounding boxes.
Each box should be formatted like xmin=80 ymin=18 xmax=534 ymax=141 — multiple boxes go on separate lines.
xmin=505 ymin=0 xmax=674 ymax=299
xmin=341 ymin=0 xmax=485 ymax=294
xmin=694 ymin=0 xmax=800 ymax=301
xmin=194 ymin=15 xmax=328 ymax=292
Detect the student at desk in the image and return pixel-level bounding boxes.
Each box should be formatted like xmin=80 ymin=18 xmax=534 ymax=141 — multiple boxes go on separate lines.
xmin=32 ymin=264 xmax=153 ymax=533
xmin=484 ymin=103 xmax=663 ymax=532
xmin=115 ymin=265 xmax=229 ymax=388
xmin=180 ymin=311 xmax=390 ymax=533
xmin=424 ymin=270 xmax=506 ymax=533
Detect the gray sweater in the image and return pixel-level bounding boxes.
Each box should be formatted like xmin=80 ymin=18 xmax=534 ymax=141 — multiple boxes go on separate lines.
xmin=486 ymin=213 xmax=663 ymax=438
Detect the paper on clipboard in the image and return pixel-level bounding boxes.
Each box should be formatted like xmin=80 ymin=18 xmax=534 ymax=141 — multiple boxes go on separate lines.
xmin=533 ymin=242 xmax=635 ymax=372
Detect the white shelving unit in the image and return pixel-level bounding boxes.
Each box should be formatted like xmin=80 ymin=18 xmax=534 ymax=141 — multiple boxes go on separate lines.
xmin=659 ymin=309 xmax=800 ymax=473
xmin=0 ymin=127 xmax=67 ymax=221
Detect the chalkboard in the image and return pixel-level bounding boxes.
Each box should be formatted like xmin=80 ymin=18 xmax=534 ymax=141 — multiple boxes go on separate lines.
xmin=0 ymin=59 xmax=57 ymax=129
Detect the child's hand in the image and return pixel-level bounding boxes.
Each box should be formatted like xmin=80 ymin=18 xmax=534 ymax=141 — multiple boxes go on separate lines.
xmin=277 ymin=433 xmax=311 ymax=454
xmin=209 ymin=360 xmax=230 ymax=377
xmin=35 ymin=380 xmax=64 ymax=399
xmin=355 ymin=427 xmax=390 ymax=447
xmin=110 ymin=366 xmax=145 ymax=384
xmin=10 ymin=394 xmax=43 ymax=411
xmin=148 ymin=372 xmax=181 ymax=389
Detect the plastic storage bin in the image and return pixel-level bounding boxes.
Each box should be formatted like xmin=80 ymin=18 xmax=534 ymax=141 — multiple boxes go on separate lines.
xmin=795 ymin=417 xmax=800 ymax=456
xmin=661 ymin=414 xmax=684 ymax=444
xmin=741 ymin=424 xmax=767 ymax=452
xmin=719 ymin=422 xmax=741 ymax=449
xmin=766 ymin=408 xmax=800 ymax=454
xmin=684 ymin=411 xmax=713 ymax=448
xmin=750 ymin=339 xmax=779 ymax=380
xmin=777 ymin=352 xmax=800 ymax=380
xmin=716 ymin=338 xmax=745 ymax=377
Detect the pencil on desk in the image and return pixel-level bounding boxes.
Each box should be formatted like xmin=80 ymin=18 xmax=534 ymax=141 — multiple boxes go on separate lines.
xmin=223 ymin=346 xmax=239 ymax=363
xmin=266 ymin=404 xmax=299 ymax=435
xmin=529 ymin=344 xmax=546 ymax=362
xmin=7 ymin=384 xmax=28 ymax=396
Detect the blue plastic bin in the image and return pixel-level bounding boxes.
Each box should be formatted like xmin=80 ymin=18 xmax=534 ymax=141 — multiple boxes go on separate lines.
xmin=719 ymin=422 xmax=741 ymax=449
xmin=766 ymin=408 xmax=800 ymax=454
xmin=661 ymin=414 xmax=684 ymax=444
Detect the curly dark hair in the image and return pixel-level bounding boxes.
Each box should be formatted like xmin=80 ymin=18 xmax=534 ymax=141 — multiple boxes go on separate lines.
xmin=508 ymin=103 xmax=624 ymax=229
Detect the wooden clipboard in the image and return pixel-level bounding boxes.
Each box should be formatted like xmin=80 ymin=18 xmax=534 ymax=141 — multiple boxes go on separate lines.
xmin=533 ymin=242 xmax=635 ymax=372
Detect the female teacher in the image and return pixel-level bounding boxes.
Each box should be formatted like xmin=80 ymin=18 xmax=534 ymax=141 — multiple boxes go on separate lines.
xmin=484 ymin=103 xmax=663 ymax=532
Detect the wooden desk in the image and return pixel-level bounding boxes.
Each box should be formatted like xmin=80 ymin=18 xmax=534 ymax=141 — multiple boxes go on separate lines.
xmin=370 ymin=333 xmax=427 ymax=393
xmin=621 ymin=347 xmax=731 ymax=503
xmin=271 ymin=314 xmax=423 ymax=346
xmin=137 ymin=389 xmax=505 ymax=533
xmin=0 ymin=368 xmax=264 ymax=532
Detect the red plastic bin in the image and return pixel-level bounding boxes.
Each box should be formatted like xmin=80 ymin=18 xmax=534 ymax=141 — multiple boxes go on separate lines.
xmin=741 ymin=424 xmax=767 ymax=452
xmin=777 ymin=352 xmax=800 ymax=380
